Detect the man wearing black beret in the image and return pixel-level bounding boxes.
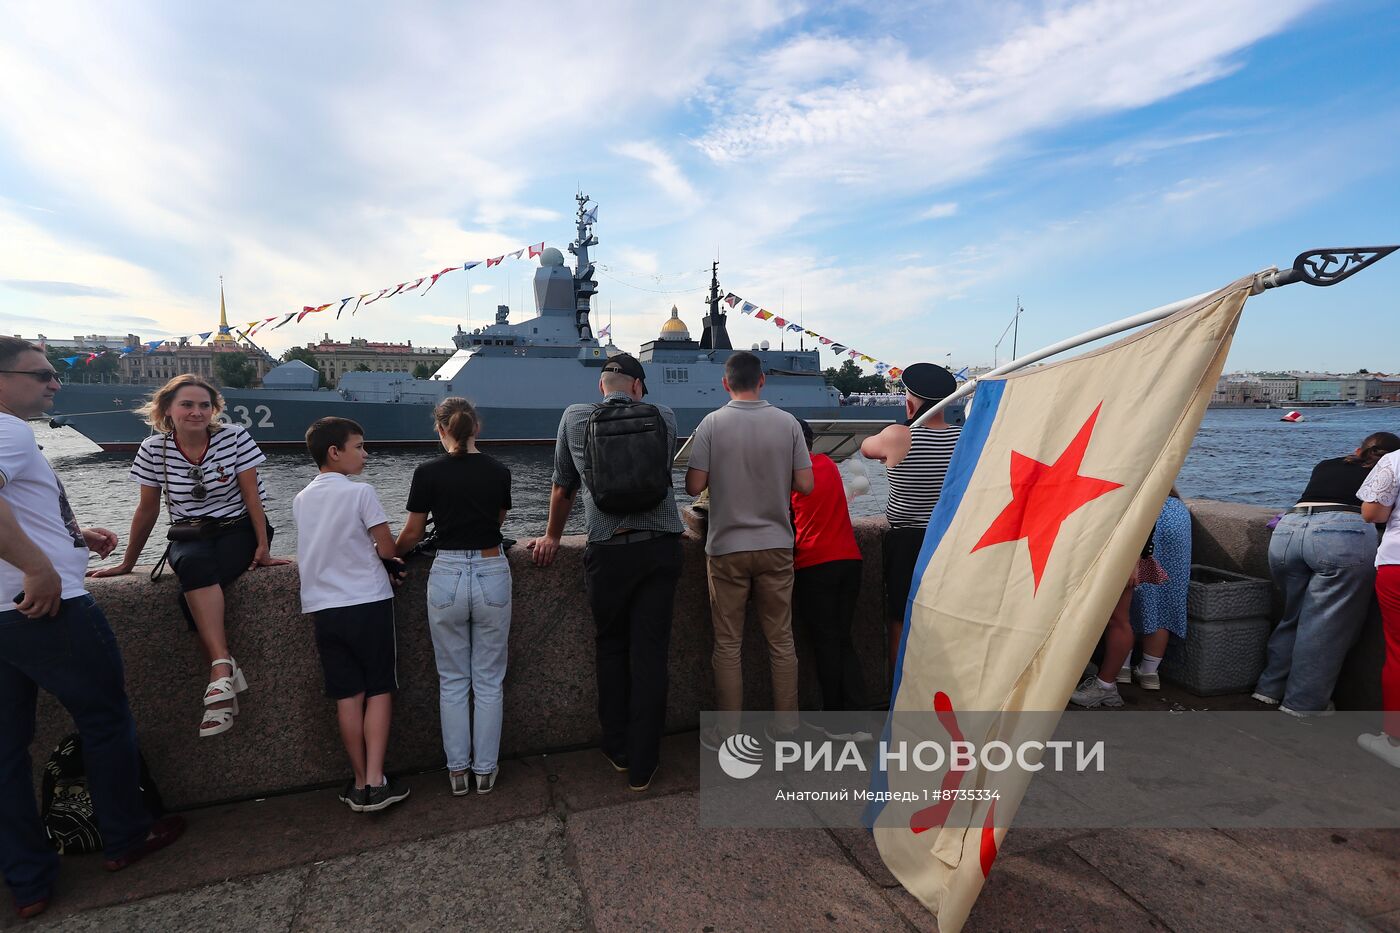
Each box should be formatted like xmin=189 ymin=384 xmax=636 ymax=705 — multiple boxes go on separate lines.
xmin=860 ymin=363 xmax=962 ymax=673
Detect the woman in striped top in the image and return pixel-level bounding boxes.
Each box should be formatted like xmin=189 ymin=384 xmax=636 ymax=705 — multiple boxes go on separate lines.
xmin=90 ymin=375 xmax=286 ymax=738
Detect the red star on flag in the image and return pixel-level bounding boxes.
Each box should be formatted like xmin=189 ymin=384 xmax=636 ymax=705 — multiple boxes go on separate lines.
xmin=971 ymin=402 xmax=1123 ymax=592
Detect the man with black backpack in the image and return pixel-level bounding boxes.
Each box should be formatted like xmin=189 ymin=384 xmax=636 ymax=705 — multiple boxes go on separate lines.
xmin=530 ymin=353 xmax=684 ymax=792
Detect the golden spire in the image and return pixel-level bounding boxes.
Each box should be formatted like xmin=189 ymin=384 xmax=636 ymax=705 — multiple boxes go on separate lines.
xmin=213 ymin=276 xmax=236 ymax=344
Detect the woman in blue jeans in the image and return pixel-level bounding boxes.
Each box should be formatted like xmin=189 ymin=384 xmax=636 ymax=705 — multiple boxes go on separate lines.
xmin=1254 ymin=432 xmax=1400 ymax=715
xmin=397 ymin=398 xmax=513 ymax=795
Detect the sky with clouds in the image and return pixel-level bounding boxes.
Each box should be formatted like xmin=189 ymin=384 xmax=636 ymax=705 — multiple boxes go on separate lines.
xmin=1 ymin=0 xmax=1397 ymax=373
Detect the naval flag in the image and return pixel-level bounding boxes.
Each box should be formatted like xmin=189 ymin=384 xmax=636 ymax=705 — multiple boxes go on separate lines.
xmin=872 ymin=279 xmax=1253 ymax=932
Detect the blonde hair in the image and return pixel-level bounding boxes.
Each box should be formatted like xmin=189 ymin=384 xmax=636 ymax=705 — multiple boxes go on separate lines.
xmin=433 ymin=396 xmax=479 ymax=453
xmin=137 ymin=374 xmax=226 ymax=434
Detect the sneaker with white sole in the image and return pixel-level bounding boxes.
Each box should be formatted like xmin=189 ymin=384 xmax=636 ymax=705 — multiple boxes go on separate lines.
xmin=337 ymin=780 xmax=366 ymax=812
xmin=1251 ymin=692 xmax=1280 ymax=706
xmin=1070 ymin=676 xmax=1124 ymax=709
xmin=1132 ymin=667 xmax=1161 ymax=690
xmin=1279 ymin=702 xmax=1335 ymax=718
xmin=361 ymin=776 xmax=410 ymax=812
xmin=1357 ymin=733 xmax=1400 ymax=768
xmin=448 ymin=771 xmax=470 ymax=797
xmin=475 ymin=768 xmax=499 ymax=794
xmin=1116 ymin=665 xmax=1132 ymax=685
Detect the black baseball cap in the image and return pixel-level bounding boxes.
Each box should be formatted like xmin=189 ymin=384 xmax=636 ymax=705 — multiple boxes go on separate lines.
xmin=602 ymin=353 xmax=648 ymax=395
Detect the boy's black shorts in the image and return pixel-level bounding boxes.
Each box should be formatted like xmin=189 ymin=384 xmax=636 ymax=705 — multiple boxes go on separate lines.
xmin=312 ymin=598 xmax=398 ymax=699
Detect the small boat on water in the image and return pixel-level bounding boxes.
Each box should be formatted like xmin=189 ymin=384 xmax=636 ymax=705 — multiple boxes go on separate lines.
xmin=1280 ymin=410 xmax=1305 ymax=422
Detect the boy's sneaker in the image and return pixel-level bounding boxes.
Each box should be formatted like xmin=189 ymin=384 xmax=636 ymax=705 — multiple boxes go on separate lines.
xmin=1357 ymin=733 xmax=1400 ymax=769
xmin=338 ymin=780 xmax=367 ymax=812
xmin=1251 ymin=692 xmax=1280 ymax=706
xmin=1279 ymin=702 xmax=1335 ymax=719
xmin=1116 ymin=664 xmax=1132 ymax=685
xmin=601 ymin=749 xmax=628 ymax=773
xmin=448 ymin=771 xmax=471 ymax=797
xmin=361 ymin=776 xmax=411 ymax=812
xmin=1132 ymin=667 xmax=1161 ymax=690
xmin=1070 ymin=676 xmax=1124 ymax=709
xmin=475 ymin=768 xmax=499 ymax=794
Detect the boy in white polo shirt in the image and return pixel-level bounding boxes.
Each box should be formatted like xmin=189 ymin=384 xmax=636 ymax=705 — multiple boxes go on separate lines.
xmin=294 ymin=417 xmax=409 ymax=813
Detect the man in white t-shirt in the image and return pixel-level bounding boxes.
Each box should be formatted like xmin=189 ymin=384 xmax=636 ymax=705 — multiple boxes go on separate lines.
xmin=293 ymin=416 xmax=408 ymax=813
xmin=0 ymin=338 xmax=182 ymax=918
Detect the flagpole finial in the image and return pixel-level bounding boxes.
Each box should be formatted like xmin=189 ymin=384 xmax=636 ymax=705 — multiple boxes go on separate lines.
xmin=1255 ymin=246 xmax=1398 ymax=290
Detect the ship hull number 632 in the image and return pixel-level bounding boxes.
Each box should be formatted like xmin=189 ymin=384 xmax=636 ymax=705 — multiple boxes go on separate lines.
xmin=219 ymin=404 xmax=275 ymax=428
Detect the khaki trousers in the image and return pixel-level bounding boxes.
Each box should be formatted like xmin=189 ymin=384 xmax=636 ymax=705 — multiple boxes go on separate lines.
xmin=706 ymin=548 xmax=799 ymax=730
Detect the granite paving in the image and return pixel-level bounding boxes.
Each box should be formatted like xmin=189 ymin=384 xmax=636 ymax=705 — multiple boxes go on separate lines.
xmin=4 ymin=733 xmax=1396 ymax=932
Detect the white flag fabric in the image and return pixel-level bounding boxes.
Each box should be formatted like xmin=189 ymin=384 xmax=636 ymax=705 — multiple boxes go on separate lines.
xmin=872 ymin=278 xmax=1253 ymax=932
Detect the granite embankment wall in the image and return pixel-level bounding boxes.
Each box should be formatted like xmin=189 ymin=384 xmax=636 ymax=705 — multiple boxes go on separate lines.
xmin=34 ymin=502 xmax=1385 ymax=808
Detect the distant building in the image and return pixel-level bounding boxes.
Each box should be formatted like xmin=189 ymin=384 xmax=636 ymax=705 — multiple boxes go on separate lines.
xmin=304 ymin=334 xmax=456 ymax=383
xmin=1299 ymin=375 xmax=1382 ymax=403
xmin=121 ymin=339 xmax=274 ymax=386
xmin=1378 ymin=376 xmax=1400 ymax=402
xmin=1256 ymin=374 xmax=1298 ymax=403
xmin=1298 ymin=378 xmax=1342 ymax=402
xmin=1212 ymin=373 xmax=1264 ymax=405
xmin=29 ymin=334 xmax=140 ymax=352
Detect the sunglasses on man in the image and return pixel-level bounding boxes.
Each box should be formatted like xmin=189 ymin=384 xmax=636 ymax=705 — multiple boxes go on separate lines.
xmin=0 ymin=369 xmax=60 ymax=382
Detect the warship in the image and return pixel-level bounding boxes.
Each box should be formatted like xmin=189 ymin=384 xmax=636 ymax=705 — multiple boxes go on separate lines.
xmin=46 ymin=196 xmax=908 ymax=451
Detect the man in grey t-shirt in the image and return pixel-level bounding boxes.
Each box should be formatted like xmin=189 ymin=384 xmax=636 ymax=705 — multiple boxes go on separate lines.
xmin=685 ymin=351 xmax=813 ymax=741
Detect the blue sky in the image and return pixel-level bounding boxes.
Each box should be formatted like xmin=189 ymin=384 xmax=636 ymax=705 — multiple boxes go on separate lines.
xmin=1 ymin=0 xmax=1396 ymax=373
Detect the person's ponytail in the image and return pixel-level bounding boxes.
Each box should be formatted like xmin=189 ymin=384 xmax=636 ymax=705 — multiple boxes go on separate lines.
xmin=433 ymin=397 xmax=479 ymax=453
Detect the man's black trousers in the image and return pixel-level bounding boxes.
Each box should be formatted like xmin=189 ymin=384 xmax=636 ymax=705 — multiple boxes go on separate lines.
xmin=582 ymin=535 xmax=683 ymax=785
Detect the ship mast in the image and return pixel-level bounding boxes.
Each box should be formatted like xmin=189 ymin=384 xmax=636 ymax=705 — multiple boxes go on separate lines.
xmin=568 ymin=193 xmax=598 ymax=343
xmin=699 ymin=261 xmax=732 ymax=350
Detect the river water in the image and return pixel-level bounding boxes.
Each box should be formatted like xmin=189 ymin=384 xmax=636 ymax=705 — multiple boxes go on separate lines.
xmin=29 ymin=406 xmax=1400 ymax=569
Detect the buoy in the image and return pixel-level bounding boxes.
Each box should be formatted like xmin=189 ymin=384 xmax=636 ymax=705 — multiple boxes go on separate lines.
xmin=1280 ymin=410 xmax=1304 ymax=423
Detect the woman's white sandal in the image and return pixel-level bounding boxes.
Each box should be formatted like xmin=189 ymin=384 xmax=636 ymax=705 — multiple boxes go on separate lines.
xmin=203 ymin=657 xmax=248 ymax=706
xmin=199 ymin=696 xmax=239 ymax=738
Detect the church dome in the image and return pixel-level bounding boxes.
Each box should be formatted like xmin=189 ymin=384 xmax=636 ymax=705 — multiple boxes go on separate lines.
xmin=659 ymin=305 xmax=690 ymax=341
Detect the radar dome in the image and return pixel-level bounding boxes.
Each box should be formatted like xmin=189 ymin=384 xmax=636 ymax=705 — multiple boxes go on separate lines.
xmin=760 ymin=339 xmax=770 ymax=350
xmin=539 ymin=247 xmax=566 ymax=267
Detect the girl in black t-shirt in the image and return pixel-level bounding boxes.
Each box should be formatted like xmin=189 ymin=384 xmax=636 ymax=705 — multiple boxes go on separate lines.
xmin=396 ymin=398 xmax=512 ymax=796
xmin=1254 ymin=432 xmax=1400 ymax=715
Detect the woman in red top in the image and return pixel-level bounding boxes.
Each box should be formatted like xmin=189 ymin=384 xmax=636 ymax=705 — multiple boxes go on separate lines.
xmin=791 ymin=420 xmax=866 ymax=720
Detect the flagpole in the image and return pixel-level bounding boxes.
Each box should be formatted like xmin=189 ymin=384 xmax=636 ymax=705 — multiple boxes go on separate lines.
xmin=914 ymin=245 xmax=1399 ymax=427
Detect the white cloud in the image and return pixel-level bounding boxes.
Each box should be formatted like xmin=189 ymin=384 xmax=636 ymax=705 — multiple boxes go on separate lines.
xmin=694 ymin=0 xmax=1318 ymax=192
xmin=919 ymin=202 xmax=959 ymax=220
xmin=1111 ymin=131 xmax=1233 ymax=166
xmin=613 ymin=141 xmax=701 ymax=209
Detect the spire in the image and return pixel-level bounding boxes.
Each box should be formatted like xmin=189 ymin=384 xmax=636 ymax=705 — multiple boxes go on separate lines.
xmin=213 ymin=276 xmax=236 ymax=344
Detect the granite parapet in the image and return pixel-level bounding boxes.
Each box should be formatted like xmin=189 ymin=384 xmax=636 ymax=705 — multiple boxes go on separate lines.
xmin=35 ymin=521 xmax=893 ymax=809
xmin=32 ymin=502 xmax=1387 ymax=807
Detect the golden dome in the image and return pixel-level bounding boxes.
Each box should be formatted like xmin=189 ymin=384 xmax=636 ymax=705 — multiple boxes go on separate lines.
xmin=660 ymin=305 xmax=690 ymax=340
